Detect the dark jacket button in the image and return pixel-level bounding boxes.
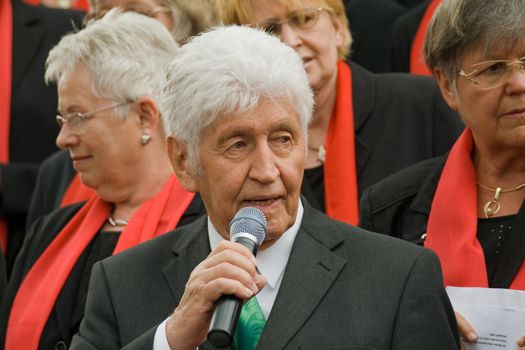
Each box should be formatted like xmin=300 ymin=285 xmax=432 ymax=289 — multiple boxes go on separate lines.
xmin=55 ymin=340 xmax=67 ymax=350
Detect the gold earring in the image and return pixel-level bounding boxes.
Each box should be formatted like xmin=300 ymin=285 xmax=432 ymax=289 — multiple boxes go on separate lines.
xmin=141 ymin=134 xmax=151 ymax=145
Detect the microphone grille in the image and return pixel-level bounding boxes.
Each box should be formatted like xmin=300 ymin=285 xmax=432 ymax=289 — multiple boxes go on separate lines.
xmin=229 ymin=207 xmax=267 ymax=246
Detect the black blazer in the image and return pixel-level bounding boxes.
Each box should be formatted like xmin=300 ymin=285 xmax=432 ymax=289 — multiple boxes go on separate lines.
xmin=301 ymin=62 xmax=464 ymax=211
xmin=359 ymin=156 xmax=525 ymax=288
xmin=387 ymin=1 xmax=429 ymax=73
xmin=71 ymin=201 xmax=460 ymax=349
xmin=1 ymin=0 xmax=84 ymax=273
xmin=26 ymin=149 xmax=76 ymax=230
xmin=0 ymin=195 xmax=205 ymax=350
xmin=344 ymin=0 xmax=406 ymax=73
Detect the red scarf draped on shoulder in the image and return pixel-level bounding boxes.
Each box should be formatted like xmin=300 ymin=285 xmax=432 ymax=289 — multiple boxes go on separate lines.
xmin=410 ymin=0 xmax=441 ymax=75
xmin=425 ymin=128 xmax=525 ymax=289
xmin=6 ymin=175 xmax=195 ymax=350
xmin=324 ymin=60 xmax=358 ymax=225
xmin=0 ymin=0 xmax=13 ymax=253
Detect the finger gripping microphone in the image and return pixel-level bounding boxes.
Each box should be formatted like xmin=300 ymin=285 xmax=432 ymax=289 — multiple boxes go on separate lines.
xmin=207 ymin=207 xmax=267 ymax=348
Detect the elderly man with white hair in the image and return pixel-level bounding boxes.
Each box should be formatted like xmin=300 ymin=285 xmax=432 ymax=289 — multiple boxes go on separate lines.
xmin=71 ymin=25 xmax=460 ymax=350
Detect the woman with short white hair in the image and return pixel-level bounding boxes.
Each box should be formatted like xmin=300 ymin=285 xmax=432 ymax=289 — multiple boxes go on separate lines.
xmin=0 ymin=11 xmax=204 ymax=350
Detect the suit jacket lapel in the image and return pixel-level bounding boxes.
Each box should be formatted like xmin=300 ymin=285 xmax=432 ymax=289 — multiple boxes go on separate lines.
xmin=162 ymin=217 xmax=230 ymax=350
xmin=348 ymin=61 xmax=374 ymax=179
xmin=257 ymin=205 xmax=346 ymax=349
xmin=12 ymin=0 xmax=44 ymax=92
xmin=162 ymin=216 xmax=211 ymax=303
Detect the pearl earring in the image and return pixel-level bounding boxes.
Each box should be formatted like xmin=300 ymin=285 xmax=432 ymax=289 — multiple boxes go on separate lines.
xmin=141 ymin=134 xmax=151 ymax=145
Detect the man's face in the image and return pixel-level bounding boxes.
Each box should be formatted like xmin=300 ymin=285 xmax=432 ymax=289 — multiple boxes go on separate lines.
xmin=188 ymin=98 xmax=306 ymax=249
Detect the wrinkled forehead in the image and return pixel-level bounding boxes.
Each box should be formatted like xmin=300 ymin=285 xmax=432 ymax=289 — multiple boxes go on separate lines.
xmin=204 ymin=97 xmax=304 ymax=137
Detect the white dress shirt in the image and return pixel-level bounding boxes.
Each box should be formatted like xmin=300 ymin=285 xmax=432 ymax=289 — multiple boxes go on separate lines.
xmin=153 ymin=202 xmax=304 ymax=349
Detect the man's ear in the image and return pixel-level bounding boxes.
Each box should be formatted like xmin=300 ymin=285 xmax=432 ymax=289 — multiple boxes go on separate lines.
xmin=433 ymin=69 xmax=459 ymax=112
xmin=167 ymin=135 xmax=198 ymax=193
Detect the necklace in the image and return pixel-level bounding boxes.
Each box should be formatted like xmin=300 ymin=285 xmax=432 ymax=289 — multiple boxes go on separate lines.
xmin=307 ymin=143 xmax=326 ymax=163
xmin=107 ymin=216 xmax=129 ymax=227
xmin=477 ymin=182 xmax=525 ymax=218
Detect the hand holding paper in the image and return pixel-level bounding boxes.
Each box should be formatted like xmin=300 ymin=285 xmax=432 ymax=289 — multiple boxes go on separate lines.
xmin=447 ymin=287 xmax=525 ymax=350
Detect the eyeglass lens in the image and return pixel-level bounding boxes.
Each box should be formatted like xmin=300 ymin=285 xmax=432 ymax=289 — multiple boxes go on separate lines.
xmin=463 ymin=58 xmax=525 ymax=89
xmin=262 ymin=8 xmax=322 ymax=35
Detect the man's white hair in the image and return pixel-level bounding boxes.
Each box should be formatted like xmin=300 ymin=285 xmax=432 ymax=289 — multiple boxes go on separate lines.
xmin=161 ymin=25 xmax=314 ymax=170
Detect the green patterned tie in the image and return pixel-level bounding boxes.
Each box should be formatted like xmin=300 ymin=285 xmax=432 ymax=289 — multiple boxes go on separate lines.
xmin=232 ymin=296 xmax=266 ymax=350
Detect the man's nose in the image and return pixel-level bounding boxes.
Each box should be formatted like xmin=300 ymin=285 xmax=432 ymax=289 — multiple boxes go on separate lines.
xmin=249 ymin=142 xmax=280 ymax=183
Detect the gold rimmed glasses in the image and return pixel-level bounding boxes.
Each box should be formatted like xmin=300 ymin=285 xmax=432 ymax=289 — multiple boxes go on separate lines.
xmin=257 ymin=7 xmax=330 ymax=36
xmin=56 ymin=101 xmax=133 ymax=134
xmin=457 ymin=57 xmax=525 ymax=89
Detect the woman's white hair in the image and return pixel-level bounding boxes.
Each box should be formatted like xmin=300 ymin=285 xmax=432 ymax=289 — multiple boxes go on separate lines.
xmin=45 ymin=10 xmax=179 ymax=112
xmin=161 ymin=25 xmax=314 ymax=170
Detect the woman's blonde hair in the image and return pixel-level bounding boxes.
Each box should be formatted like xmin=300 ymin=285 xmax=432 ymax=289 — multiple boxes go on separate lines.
xmin=220 ymin=0 xmax=352 ymax=59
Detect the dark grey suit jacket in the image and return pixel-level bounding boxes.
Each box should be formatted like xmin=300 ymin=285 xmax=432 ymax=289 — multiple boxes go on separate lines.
xmin=71 ymin=201 xmax=459 ymax=349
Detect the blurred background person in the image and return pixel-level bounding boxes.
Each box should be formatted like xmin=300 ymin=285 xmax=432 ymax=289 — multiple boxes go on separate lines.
xmin=25 ymin=0 xmax=219 ymax=240
xmin=220 ymin=0 xmax=464 ymax=225
xmin=388 ymin=0 xmax=440 ymax=74
xmin=0 ymin=11 xmax=205 ymax=350
xmin=88 ymin=0 xmax=219 ymax=44
xmin=0 ymin=0 xmax=83 ymax=278
xmin=359 ymin=0 xmax=525 ymax=347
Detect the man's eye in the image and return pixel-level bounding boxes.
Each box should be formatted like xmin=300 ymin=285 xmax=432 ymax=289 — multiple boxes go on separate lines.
xmin=277 ymin=135 xmax=292 ymax=143
xmin=231 ymin=141 xmax=246 ymax=149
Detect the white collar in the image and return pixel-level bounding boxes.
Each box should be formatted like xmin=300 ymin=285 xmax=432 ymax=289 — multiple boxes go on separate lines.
xmin=207 ymin=201 xmax=304 ymax=289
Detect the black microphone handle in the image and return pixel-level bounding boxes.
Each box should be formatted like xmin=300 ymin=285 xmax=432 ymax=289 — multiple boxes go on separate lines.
xmin=207 ymin=236 xmax=259 ymax=348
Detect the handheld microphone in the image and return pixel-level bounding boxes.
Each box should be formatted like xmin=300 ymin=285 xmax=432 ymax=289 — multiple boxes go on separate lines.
xmin=207 ymin=207 xmax=267 ymax=348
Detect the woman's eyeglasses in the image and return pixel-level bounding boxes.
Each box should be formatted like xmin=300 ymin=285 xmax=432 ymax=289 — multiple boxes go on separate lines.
xmin=458 ymin=57 xmax=525 ymax=89
xmin=56 ymin=101 xmax=132 ymax=134
xmin=257 ymin=7 xmax=330 ymax=36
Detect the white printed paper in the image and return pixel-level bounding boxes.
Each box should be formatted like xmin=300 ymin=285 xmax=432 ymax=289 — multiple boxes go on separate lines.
xmin=446 ymin=287 xmax=525 ymax=350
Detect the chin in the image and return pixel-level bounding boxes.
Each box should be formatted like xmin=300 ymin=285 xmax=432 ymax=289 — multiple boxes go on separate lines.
xmin=78 ymin=174 xmax=97 ymax=190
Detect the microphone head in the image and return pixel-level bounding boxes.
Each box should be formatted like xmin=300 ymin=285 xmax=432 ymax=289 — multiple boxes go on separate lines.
xmin=229 ymin=207 xmax=267 ymax=246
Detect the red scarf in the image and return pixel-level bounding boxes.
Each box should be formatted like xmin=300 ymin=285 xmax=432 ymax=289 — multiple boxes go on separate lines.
xmin=60 ymin=173 xmax=95 ymax=208
xmin=23 ymin=0 xmax=89 ymax=11
xmin=5 ymin=175 xmax=195 ymax=350
xmin=425 ymin=129 xmax=525 ymax=289
xmin=410 ymin=0 xmax=441 ymax=75
xmin=324 ymin=60 xmax=358 ymax=225
xmin=0 ymin=0 xmax=13 ymax=253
